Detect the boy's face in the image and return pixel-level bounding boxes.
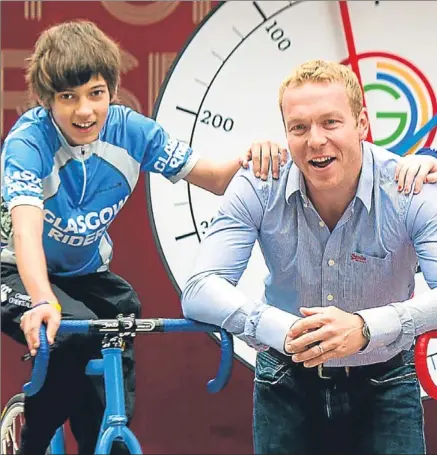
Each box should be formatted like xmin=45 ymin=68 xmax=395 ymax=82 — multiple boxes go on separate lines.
xmin=49 ymin=74 xmax=113 ymax=146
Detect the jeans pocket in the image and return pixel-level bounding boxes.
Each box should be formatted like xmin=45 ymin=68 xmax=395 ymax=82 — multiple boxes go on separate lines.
xmin=368 ymin=362 xmax=417 ymax=387
xmin=255 ymin=351 xmax=290 ymax=386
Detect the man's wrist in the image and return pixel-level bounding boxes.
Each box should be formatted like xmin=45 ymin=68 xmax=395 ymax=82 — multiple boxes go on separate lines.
xmin=355 ymin=314 xmax=370 ymax=350
xmin=283 ymin=318 xmax=302 ymax=355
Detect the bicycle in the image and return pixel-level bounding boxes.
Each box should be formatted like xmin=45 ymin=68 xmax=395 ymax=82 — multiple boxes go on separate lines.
xmin=0 ymin=315 xmax=234 ymax=454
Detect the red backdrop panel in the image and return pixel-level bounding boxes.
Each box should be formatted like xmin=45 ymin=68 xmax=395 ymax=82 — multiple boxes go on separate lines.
xmin=1 ymin=2 xmax=435 ymax=454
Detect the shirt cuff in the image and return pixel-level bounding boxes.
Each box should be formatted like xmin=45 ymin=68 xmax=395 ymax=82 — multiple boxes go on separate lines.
xmin=255 ymin=307 xmax=301 ymax=354
xmin=8 ymin=196 xmax=43 ymax=211
xmin=168 ymin=151 xmax=200 ymax=183
xmin=355 ymin=306 xmax=402 ymax=354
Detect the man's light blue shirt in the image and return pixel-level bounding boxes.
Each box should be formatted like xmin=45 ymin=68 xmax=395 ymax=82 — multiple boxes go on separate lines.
xmin=182 ymin=142 xmax=437 ymax=367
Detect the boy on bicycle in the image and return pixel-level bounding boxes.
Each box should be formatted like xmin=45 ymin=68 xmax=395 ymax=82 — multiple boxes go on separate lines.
xmin=0 ymin=19 xmax=290 ymax=455
xmin=1 ymin=20 xmax=436 ymax=455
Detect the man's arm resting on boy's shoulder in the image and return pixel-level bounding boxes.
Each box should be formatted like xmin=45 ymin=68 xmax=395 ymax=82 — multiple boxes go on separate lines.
xmin=181 ymin=171 xmax=300 ymax=354
xmin=11 ymin=205 xmax=61 ymax=353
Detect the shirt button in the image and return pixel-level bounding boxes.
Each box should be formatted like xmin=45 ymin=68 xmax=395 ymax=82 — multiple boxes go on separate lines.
xmin=319 ymin=221 xmax=325 ymax=227
xmin=328 ymin=259 xmax=335 ymax=266
xmin=327 ymin=294 xmax=334 ymax=301
xmin=303 ymin=203 xmax=308 ymax=208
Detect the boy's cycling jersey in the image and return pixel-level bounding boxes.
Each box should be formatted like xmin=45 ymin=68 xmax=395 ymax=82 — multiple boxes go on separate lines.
xmin=1 ymin=105 xmax=198 ymax=276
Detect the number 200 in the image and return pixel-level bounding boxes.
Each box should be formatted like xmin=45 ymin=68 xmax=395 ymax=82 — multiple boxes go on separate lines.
xmin=200 ymin=110 xmax=234 ymax=132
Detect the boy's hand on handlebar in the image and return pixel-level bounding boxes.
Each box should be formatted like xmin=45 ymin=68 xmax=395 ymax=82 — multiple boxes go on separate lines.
xmin=20 ymin=304 xmax=61 ymax=356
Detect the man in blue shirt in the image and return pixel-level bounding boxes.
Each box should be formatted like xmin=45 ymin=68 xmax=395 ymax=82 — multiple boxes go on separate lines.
xmin=182 ymin=60 xmax=437 ymax=455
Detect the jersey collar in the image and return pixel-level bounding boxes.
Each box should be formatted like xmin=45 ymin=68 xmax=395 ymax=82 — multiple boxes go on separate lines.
xmin=49 ymin=112 xmax=98 ymax=160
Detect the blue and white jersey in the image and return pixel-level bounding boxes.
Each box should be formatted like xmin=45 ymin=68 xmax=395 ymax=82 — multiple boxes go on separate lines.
xmin=1 ymin=105 xmax=198 ymax=276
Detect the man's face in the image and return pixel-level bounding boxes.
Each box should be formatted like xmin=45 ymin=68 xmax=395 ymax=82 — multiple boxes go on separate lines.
xmin=49 ymin=74 xmax=113 ymax=146
xmin=281 ymin=81 xmax=369 ymax=195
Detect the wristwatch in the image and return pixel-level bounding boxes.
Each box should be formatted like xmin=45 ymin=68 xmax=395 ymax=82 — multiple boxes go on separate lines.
xmin=362 ymin=321 xmax=371 ymax=347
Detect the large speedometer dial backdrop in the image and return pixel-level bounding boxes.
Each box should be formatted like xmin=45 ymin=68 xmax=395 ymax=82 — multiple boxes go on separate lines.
xmin=147 ymin=1 xmax=437 ymax=399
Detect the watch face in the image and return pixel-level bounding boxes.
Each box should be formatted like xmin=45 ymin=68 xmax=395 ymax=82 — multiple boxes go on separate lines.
xmin=146 ymin=1 xmax=437 ymax=397
xmin=363 ymin=323 xmax=371 ymax=341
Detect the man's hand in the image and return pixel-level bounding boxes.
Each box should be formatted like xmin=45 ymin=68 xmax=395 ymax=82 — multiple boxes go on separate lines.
xmin=20 ymin=303 xmax=61 ymax=356
xmin=240 ymin=141 xmax=289 ymax=180
xmin=395 ymin=154 xmax=437 ymax=194
xmin=284 ymin=306 xmax=367 ymax=367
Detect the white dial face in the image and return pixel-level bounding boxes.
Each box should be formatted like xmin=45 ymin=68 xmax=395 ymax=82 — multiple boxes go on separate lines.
xmin=147 ymin=1 xmax=437 ymax=397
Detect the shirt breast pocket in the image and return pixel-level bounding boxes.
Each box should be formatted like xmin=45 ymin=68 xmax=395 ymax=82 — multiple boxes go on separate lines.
xmin=343 ymin=251 xmax=394 ymax=303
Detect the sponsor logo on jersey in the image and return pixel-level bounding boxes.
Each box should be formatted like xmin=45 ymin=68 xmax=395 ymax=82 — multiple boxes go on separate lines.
xmin=4 ymin=171 xmax=42 ymax=195
xmin=1 ymin=284 xmax=13 ymax=303
xmin=44 ymin=195 xmax=129 ymax=246
xmin=5 ymin=291 xmax=32 ymax=309
xmin=153 ymin=138 xmax=189 ymax=173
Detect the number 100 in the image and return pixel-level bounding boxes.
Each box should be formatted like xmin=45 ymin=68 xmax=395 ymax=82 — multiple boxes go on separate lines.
xmin=265 ymin=20 xmax=291 ymax=51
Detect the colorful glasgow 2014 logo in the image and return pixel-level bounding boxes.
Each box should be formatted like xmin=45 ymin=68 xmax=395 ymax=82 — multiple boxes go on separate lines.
xmin=343 ymin=52 xmax=437 ymax=156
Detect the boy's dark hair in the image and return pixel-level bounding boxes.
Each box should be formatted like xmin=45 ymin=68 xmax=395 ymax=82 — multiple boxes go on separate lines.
xmin=26 ymin=20 xmax=121 ymax=106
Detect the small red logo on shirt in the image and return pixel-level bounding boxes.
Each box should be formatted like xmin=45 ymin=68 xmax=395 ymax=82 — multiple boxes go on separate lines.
xmin=351 ymin=253 xmax=367 ymax=263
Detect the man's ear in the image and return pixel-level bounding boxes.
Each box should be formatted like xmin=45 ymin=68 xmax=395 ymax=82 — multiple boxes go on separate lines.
xmin=357 ymin=108 xmax=369 ymax=141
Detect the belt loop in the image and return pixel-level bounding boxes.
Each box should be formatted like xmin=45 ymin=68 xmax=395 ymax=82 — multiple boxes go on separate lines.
xmin=318 ymin=364 xmax=332 ymax=380
xmin=345 ymin=366 xmax=350 ymax=377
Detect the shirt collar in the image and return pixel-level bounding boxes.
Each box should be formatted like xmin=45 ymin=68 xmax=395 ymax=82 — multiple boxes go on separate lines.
xmin=285 ymin=141 xmax=374 ymax=213
xmin=355 ymin=141 xmax=373 ymax=213
xmin=285 ymin=161 xmax=307 ymax=205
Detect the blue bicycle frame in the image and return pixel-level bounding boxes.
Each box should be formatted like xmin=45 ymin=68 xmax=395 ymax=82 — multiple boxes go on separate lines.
xmin=23 ymin=316 xmax=234 ymax=454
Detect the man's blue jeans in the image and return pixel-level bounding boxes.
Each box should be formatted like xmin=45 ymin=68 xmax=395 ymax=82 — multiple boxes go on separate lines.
xmin=253 ymin=349 xmax=425 ymax=455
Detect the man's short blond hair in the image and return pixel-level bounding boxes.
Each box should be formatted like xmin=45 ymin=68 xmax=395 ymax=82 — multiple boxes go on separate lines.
xmin=26 ymin=20 xmax=121 ymax=106
xmin=279 ymin=60 xmax=364 ymax=120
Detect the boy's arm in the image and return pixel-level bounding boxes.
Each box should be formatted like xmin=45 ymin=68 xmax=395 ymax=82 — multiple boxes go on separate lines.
xmin=129 ymin=109 xmax=289 ymax=194
xmin=183 ymin=157 xmax=240 ymax=196
xmin=11 ymin=205 xmax=61 ymax=352
xmin=396 ymin=148 xmax=437 ymax=194
xmin=185 ymin=142 xmax=289 ymax=195
xmin=2 ymin=136 xmax=61 ymax=353
xmin=12 ymin=205 xmax=56 ymax=305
